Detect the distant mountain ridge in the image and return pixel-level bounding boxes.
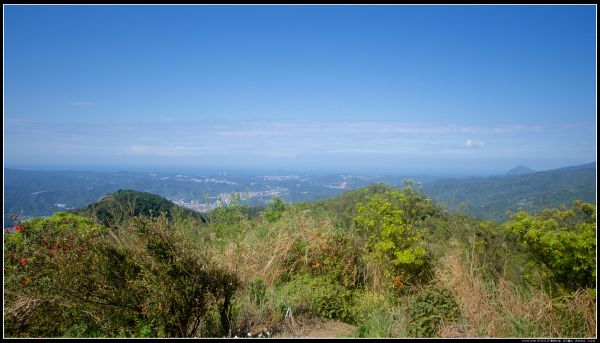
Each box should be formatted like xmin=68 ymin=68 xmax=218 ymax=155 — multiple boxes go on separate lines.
xmin=423 ymin=162 xmax=596 ymax=222
xmin=552 ymin=162 xmax=596 ymax=171
xmin=4 ymin=162 xmax=596 ymax=226
xmin=506 ymin=165 xmax=535 ymax=176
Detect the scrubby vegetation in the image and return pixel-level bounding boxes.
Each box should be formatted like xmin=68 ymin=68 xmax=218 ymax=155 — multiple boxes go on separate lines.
xmin=4 ymin=183 xmax=596 ymax=338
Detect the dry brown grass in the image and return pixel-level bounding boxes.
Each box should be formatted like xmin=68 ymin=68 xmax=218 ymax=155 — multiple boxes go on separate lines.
xmin=214 ymin=208 xmax=338 ymax=286
xmin=493 ymin=279 xmax=595 ymax=337
xmin=437 ymin=322 xmax=473 ymax=338
xmin=434 ymin=249 xmax=496 ymax=337
xmin=434 ymin=243 xmax=596 ymax=338
xmin=212 ymin=209 xmax=345 ymax=337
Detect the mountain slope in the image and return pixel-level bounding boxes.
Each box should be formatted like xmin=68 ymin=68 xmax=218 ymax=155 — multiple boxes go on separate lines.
xmin=73 ymin=189 xmax=205 ymax=226
xmin=423 ymin=162 xmax=596 ymax=222
xmin=506 ymin=165 xmax=535 ymax=176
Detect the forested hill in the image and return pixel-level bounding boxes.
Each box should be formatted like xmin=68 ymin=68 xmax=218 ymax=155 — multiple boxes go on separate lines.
xmin=423 ymin=162 xmax=596 ymax=222
xmin=505 ymin=165 xmax=535 ymax=176
xmin=72 ymin=190 xmax=206 ymax=227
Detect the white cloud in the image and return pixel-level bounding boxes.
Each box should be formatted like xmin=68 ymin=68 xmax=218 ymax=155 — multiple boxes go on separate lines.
xmin=211 ymin=122 xmax=544 ymax=137
xmin=129 ymin=145 xmax=147 ymax=152
xmin=128 ymin=145 xmax=217 ymax=156
xmin=465 ymin=139 xmax=485 ymax=148
xmin=254 ymin=149 xmax=299 ymax=157
xmin=215 ymin=130 xmax=282 ymax=136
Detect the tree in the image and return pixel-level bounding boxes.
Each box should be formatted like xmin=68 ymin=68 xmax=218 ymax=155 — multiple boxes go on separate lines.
xmin=265 ymin=197 xmax=287 ymax=222
xmin=354 ymin=185 xmax=434 ymax=288
xmin=504 ymin=201 xmax=596 ymax=289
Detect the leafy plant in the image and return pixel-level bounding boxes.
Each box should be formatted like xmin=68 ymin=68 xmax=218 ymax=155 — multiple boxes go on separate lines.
xmin=350 ymin=291 xmax=397 ymax=337
xmin=504 ymin=201 xmax=596 ymax=289
xmin=276 ymin=274 xmax=354 ymax=323
xmin=249 ymin=278 xmax=267 ymax=306
xmin=354 ymin=311 xmax=393 ymax=338
xmin=405 ymin=286 xmax=461 ymax=337
xmin=4 ymin=212 xmax=239 ymax=338
xmin=354 ymin=184 xmax=434 ymax=288
xmin=265 ymin=197 xmax=287 ymax=223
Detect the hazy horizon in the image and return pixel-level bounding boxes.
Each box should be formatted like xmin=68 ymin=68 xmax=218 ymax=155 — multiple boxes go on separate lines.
xmin=4 ymin=5 xmax=597 ymax=174
xmin=4 ymin=160 xmax=596 ymax=179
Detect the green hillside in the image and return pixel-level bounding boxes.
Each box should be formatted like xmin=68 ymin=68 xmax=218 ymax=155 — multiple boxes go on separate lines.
xmin=4 ymin=184 xmax=596 ymax=338
xmin=72 ymin=189 xmax=206 ymax=227
xmin=424 ymin=162 xmax=596 ymax=222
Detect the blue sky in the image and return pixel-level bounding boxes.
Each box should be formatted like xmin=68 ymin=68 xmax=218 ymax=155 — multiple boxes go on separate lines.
xmin=4 ymin=5 xmax=597 ymax=175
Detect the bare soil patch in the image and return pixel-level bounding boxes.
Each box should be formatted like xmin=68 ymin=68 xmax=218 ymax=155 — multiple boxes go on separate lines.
xmin=272 ymin=316 xmax=356 ymax=338
xmin=304 ymin=320 xmax=357 ymax=338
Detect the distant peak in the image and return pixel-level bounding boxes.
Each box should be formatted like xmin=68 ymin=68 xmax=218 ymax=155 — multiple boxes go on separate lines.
xmin=506 ymin=165 xmax=535 ymax=176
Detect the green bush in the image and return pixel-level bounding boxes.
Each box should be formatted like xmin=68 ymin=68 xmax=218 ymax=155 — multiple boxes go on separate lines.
xmin=461 ymin=219 xmax=530 ymax=286
xmin=354 ymin=311 xmax=393 ymax=338
xmin=4 ymin=213 xmax=239 ymax=338
xmin=405 ymin=286 xmax=461 ymax=337
xmin=265 ymin=197 xmax=287 ymax=223
xmin=354 ymin=184 xmax=434 ymax=288
xmin=316 ymin=182 xmax=392 ymax=230
xmin=349 ymin=290 xmax=391 ymax=324
xmin=504 ymin=201 xmax=596 ymax=289
xmin=249 ymin=278 xmax=267 ymax=306
xmin=350 ymin=291 xmax=396 ymax=337
xmin=276 ymin=274 xmax=354 ymax=323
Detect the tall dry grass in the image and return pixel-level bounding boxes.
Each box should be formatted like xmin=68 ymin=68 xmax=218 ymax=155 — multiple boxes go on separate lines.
xmin=208 ymin=208 xmax=335 ymax=285
xmin=205 ymin=208 xmax=359 ymax=336
xmin=434 ymin=243 xmax=596 ymax=338
xmin=434 ymin=250 xmax=496 ymax=336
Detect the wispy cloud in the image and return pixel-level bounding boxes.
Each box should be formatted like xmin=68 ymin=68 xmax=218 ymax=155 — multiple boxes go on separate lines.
xmin=465 ymin=139 xmax=485 ymax=148
xmin=128 ymin=145 xmax=217 ymax=156
xmin=215 ymin=130 xmax=284 ymax=137
xmin=253 ymin=148 xmax=299 ymax=157
xmin=211 ymin=121 xmax=546 ymax=136
xmin=326 ymin=148 xmax=421 ymax=154
xmin=7 ymin=119 xmax=592 ymax=166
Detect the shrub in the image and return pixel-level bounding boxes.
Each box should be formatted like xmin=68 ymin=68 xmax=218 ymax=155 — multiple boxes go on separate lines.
xmin=350 ymin=291 xmax=397 ymax=337
xmin=354 ymin=185 xmax=434 ymax=288
xmin=354 ymin=311 xmax=394 ymax=338
xmin=276 ymin=274 xmax=354 ymax=323
xmin=504 ymin=201 xmax=596 ymax=289
xmin=265 ymin=197 xmax=287 ymax=223
xmin=4 ymin=213 xmax=240 ymax=337
xmin=405 ymin=286 xmax=461 ymax=337
xmin=249 ymin=278 xmax=267 ymax=306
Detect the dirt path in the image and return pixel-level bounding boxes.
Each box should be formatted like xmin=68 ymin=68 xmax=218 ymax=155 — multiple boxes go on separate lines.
xmin=270 ymin=316 xmax=357 ymax=338
xmin=303 ymin=320 xmax=357 ymax=338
